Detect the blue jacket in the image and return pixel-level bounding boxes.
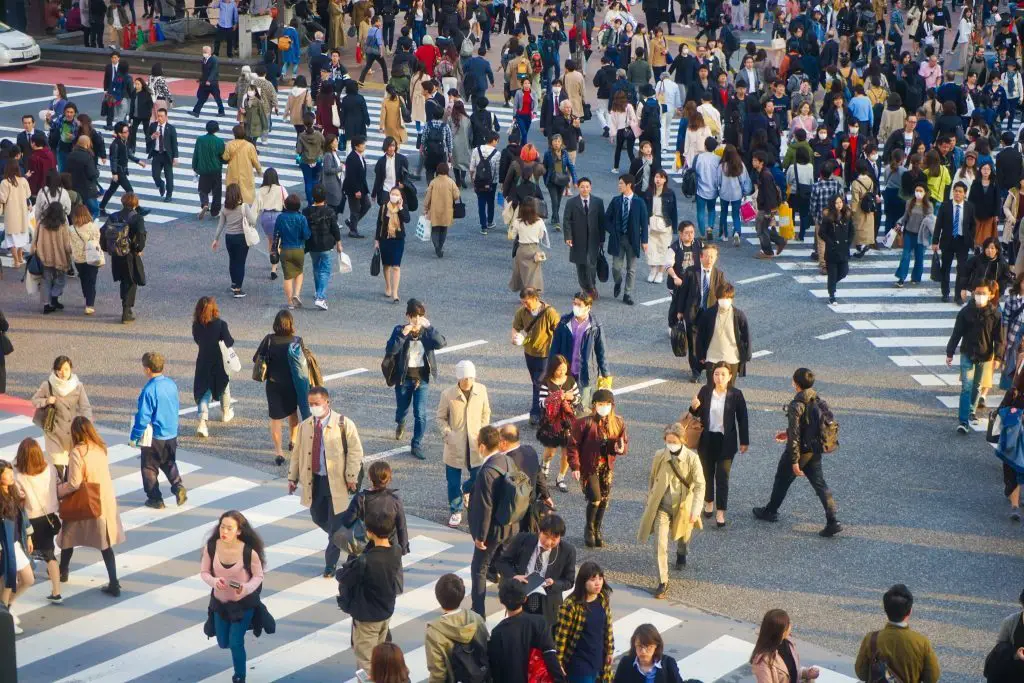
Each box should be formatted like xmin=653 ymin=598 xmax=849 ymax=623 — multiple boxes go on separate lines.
xmin=131 ymin=374 xmax=180 ymax=441
xmin=542 ymin=148 xmax=577 ymax=186
xmin=274 ymin=211 xmax=311 ymax=249
xmin=281 ymin=26 xmax=301 ymax=63
xmin=463 ymin=55 xmax=494 ymax=94
xmin=604 ymin=194 xmax=649 ymax=258
xmin=385 ymin=324 xmax=448 ymax=384
xmin=547 ymin=313 xmax=609 ymax=389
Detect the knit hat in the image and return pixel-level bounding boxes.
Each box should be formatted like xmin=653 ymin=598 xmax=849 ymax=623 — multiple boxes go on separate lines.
xmin=592 ymin=389 xmax=614 ymax=405
xmin=423 ymin=34 xmax=435 ymax=46
xmin=455 ymin=360 xmax=476 ymax=380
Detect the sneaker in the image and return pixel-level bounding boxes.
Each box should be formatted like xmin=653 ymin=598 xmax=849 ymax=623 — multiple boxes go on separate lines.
xmin=1011 ymin=508 xmax=1021 ymax=522
xmin=84 ymin=307 xmax=95 ymax=315
xmin=611 ymin=167 xmax=619 ymax=173
xmin=654 ymin=272 xmax=664 ymax=284
xmin=47 ymin=593 xmax=62 ymax=603
xmin=488 ymin=223 xmax=495 ymax=231
xmin=175 ymin=486 xmax=188 ymax=506
xmin=829 ymin=296 xmax=837 ymax=304
xmin=480 ymin=227 xmax=489 ymax=235
xmin=144 ymin=498 xmax=166 ymax=509
xmin=819 ymin=521 xmax=843 ymax=537
xmin=719 ymin=233 xmax=728 ymax=242
xmin=733 ymin=234 xmax=741 ymax=247
xmin=233 ymin=289 xmax=246 ymax=299
xmin=755 ymin=251 xmax=774 ymax=259
xmin=894 ymin=279 xmax=904 ymax=288
xmin=221 ymin=405 xmax=234 ymax=423
xmin=410 ymin=447 xmax=426 ymax=460
xmin=448 ymin=512 xmax=462 ymax=527
xmin=957 ymin=423 xmax=970 ymax=434
xmin=322 ymin=565 xmax=336 ymax=579
xmin=197 ymin=205 xmax=208 ymax=220
xmin=292 ymin=296 xmax=303 ymax=308
xmin=647 ymin=272 xmax=656 ymax=283
xmin=752 ymin=506 xmax=778 ymax=522
xmin=653 ymin=582 xmax=669 ymax=599
xmin=270 ymin=271 xmax=279 ymax=280
xmin=556 ymin=478 xmax=569 ymax=492
xmin=315 ymin=298 xmax=329 ymax=311
xmin=12 ymin=623 xmax=22 ymax=635
xmin=196 ymin=419 xmax=209 ymax=438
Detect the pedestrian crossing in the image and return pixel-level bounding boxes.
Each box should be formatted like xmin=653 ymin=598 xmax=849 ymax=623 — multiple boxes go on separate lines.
xmin=0 ymin=410 xmax=858 ymax=682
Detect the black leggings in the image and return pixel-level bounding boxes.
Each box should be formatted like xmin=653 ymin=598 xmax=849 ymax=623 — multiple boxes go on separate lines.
xmin=614 ymin=130 xmax=635 ymax=169
xmin=60 ymin=546 xmax=118 ymax=584
xmin=826 ymin=260 xmax=849 ymax=298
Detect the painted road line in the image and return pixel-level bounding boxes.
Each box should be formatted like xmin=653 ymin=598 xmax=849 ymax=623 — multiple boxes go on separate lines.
xmin=0 ymin=88 xmax=106 ymax=108
xmin=746 ymin=237 xmax=816 ymax=245
xmin=437 ymin=339 xmax=489 ymax=355
xmin=322 ymin=367 xmax=370 ymax=382
xmin=848 ymin=319 xmax=955 ymax=330
xmin=912 ymin=374 xmax=949 ymax=387
xmin=795 ymin=273 xmax=916 ymax=284
xmin=737 ymin=272 xmax=780 ymax=284
xmin=0 ymin=414 xmax=32 ymax=436
xmin=0 ymin=436 xmax=43 ymax=459
xmin=777 ymin=260 xmax=924 ymax=270
xmin=677 ymin=634 xmax=754 ymax=682
xmin=641 ymin=295 xmax=673 ymax=306
xmin=107 ymin=536 xmax=452 ymax=683
xmin=404 ymin=595 xmax=510 ymax=683
xmin=830 ymin=303 xmax=961 ymax=314
xmin=814 ymin=287 xmax=942 ymax=298
xmin=751 ymin=350 xmax=773 ymax=359
xmin=15 ymin=495 xmax=305 ymax=617
xmin=867 ymin=336 xmax=948 ymax=348
xmin=119 ymin=476 xmax=259 ymax=534
xmin=106 ymin=443 xmax=141 ymax=464
xmin=112 ymin=460 xmax=201 ymax=497
xmin=889 ymin=354 xmax=958 ymax=367
xmin=178 ymin=398 xmax=239 ymax=416
xmin=816 ymin=329 xmax=851 ymax=340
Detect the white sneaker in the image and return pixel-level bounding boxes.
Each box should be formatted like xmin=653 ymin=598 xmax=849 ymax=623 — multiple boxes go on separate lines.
xmin=196 ymin=419 xmax=209 ymax=438
xmin=654 ymin=272 xmax=664 ymax=284
xmin=448 ymin=512 xmax=462 ymax=527
xmin=12 ymin=623 xmax=22 ymax=635
xmin=315 ymin=298 xmax=329 ymax=311
xmin=10 ymin=610 xmax=20 ymax=626
xmin=647 ymin=272 xmax=656 ymax=283
xmin=221 ymin=406 xmax=235 ymax=424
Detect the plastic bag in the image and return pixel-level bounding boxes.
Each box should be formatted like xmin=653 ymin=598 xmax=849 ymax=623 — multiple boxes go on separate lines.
xmin=338 ymin=251 xmax=353 ymax=274
xmin=415 ymin=215 xmax=431 ymax=242
xmin=25 ymin=273 xmax=39 ymax=295
xmin=496 ymin=190 xmax=505 ymax=207
xmin=776 ymin=202 xmax=794 ymax=240
xmin=882 ymin=227 xmax=899 ymax=249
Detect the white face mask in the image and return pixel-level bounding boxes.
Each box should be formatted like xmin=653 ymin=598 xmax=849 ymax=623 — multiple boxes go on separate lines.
xmin=390 ymin=193 xmax=402 ymax=204
xmin=975 ymin=294 xmax=990 ymax=307
xmin=572 ymin=305 xmax=587 ymax=318
xmin=310 ymin=404 xmax=327 ymax=418
xmin=552 ymin=87 xmax=561 ymax=96
xmin=666 ymin=443 xmax=683 ymax=453
xmin=818 ymin=132 xmax=828 ymax=140
xmin=915 ymin=190 xmax=926 ymax=200
xmin=850 ymin=128 xmax=860 ymax=137
xmin=719 ymin=298 xmax=733 ymax=309
xmin=595 ymin=404 xmax=612 ymax=417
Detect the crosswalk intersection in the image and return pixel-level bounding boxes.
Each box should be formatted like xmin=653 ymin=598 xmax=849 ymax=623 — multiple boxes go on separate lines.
xmin=0 ymin=410 xmax=858 ymax=682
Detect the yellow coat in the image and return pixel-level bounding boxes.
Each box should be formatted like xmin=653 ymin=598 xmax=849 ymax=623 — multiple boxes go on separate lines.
xmin=650 ymin=37 xmax=668 ymax=67
xmin=329 ymin=0 xmax=346 ymax=49
xmin=637 ymin=447 xmax=705 ymax=544
xmin=223 ymin=138 xmax=262 ymax=204
xmin=423 ymin=174 xmax=461 ymax=227
xmin=380 ymin=96 xmax=408 ymax=144
xmin=288 ymin=411 xmax=365 ymax=512
xmin=850 ymin=174 xmax=876 ymax=246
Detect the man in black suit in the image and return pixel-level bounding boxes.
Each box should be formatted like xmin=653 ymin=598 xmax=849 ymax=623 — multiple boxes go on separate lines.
xmin=342 ymin=135 xmax=370 ymax=238
xmin=191 ymin=46 xmax=225 ymax=117
xmin=370 ymin=139 xmax=410 ymax=205
xmin=102 ymin=49 xmax=125 ymax=130
xmin=498 ymin=424 xmax=552 ymax=533
xmin=146 ymin=108 xmax=178 ymax=202
xmin=16 ymin=114 xmax=36 ymax=172
xmin=604 ymin=174 xmax=649 ymax=306
xmin=494 ymin=514 xmax=576 ymax=630
xmin=563 ymin=177 xmax=607 ymax=299
xmin=996 ymin=131 xmax=1023 ymax=201
xmin=932 ymin=181 xmax=976 ymax=304
xmin=670 ymin=243 xmax=725 ymax=382
xmin=538 ymin=80 xmax=569 ymax=137
xmin=468 ymin=426 xmax=518 ymax=617
xmin=100 ymin=122 xmax=146 ymax=215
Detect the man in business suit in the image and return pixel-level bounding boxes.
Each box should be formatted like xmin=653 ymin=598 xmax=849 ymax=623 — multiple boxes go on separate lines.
xmin=146 ymin=108 xmax=178 ymax=202
xmin=498 ymin=424 xmax=552 ymax=533
xmin=16 ymin=114 xmax=36 ymax=173
xmin=495 ymin=513 xmax=576 ymax=630
xmin=539 ymin=80 xmax=569 ymax=137
xmin=342 ymin=135 xmax=370 ymax=238
xmin=604 ymin=174 xmax=649 ymax=306
xmin=932 ymin=181 xmax=976 ymax=304
xmin=370 ymin=139 xmax=410 ymax=206
xmin=191 ymin=46 xmax=225 ymax=117
xmin=102 ymin=49 xmax=125 ymax=131
xmin=563 ymin=177 xmax=607 ymax=299
xmin=671 ymin=243 xmax=725 ymax=383
xmin=100 ymin=122 xmax=146 ymax=215
xmin=468 ymin=426 xmax=518 ymax=616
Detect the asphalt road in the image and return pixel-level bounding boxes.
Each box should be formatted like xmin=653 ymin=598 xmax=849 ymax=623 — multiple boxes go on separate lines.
xmin=0 ymin=69 xmax=1016 ymax=682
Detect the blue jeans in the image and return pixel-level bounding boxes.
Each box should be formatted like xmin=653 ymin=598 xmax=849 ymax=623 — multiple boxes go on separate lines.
xmin=56 ymin=147 xmax=69 ymax=172
xmin=395 ymin=378 xmax=429 ymax=452
xmin=476 ymin=189 xmax=495 ymax=228
xmin=719 ymin=198 xmax=741 ymax=238
xmin=515 ymin=113 xmax=531 ymax=143
xmin=895 ymin=230 xmax=925 ymax=283
xmin=214 ymin=608 xmax=254 ymax=679
xmin=225 ymin=232 xmax=249 ymax=289
xmin=525 ymin=352 xmax=546 ymax=419
xmin=696 ymin=196 xmax=717 ymax=236
xmin=446 ymin=464 xmax=480 ymax=513
xmin=282 ymin=61 xmax=299 ymax=77
xmin=309 ymin=250 xmax=333 ymax=300
xmin=84 ymin=197 xmax=99 ymax=218
xmin=300 ymin=162 xmax=323 ymax=206
xmin=959 ymin=356 xmax=990 ymax=425
xmin=413 ymin=20 xmax=427 ymax=45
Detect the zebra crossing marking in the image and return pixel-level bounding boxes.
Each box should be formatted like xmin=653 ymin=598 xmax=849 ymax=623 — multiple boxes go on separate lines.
xmin=848 ymin=319 xmax=955 ymax=330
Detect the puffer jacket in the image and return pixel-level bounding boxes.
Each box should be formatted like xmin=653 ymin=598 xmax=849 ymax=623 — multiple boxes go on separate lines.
xmin=295 ymin=128 xmax=325 ymax=165
xmin=302 ymin=204 xmax=341 ymax=252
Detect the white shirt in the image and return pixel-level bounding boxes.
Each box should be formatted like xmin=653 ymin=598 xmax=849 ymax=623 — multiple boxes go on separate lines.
xmin=526 ymin=542 xmax=551 ymax=576
xmin=384 ymin=155 xmax=397 ymax=194
xmin=407 ymin=339 xmax=425 ymax=367
xmin=708 ymin=389 xmax=726 ymax=434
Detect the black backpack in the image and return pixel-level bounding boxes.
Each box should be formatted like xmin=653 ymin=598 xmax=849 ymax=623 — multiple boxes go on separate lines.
xmin=807 ymin=396 xmax=839 ymax=454
xmin=424 ymin=125 xmax=446 ymax=164
xmin=856 ymin=178 xmax=877 ymax=214
xmin=474 ymin=147 xmax=498 ymax=192
xmin=681 ymin=167 xmax=697 ymax=199
xmin=866 ymin=631 xmax=907 ymax=683
xmin=101 ymin=210 xmax=134 ymax=257
xmin=449 ymin=638 xmax=490 ymax=683
xmin=489 ymin=458 xmax=532 ymax=527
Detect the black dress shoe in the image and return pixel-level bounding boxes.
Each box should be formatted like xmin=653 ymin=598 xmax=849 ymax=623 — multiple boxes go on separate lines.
xmin=613 ymin=282 xmax=622 ymax=298
xmin=675 ymin=551 xmax=686 ymax=569
xmin=163 ymin=195 xmax=173 ymax=202
xmin=623 ymin=295 xmax=634 ymax=305
xmin=819 ymin=521 xmax=843 ymax=537
xmin=752 ymin=506 xmax=778 ymax=522
xmin=101 ymin=582 xmax=121 ymax=597
xmin=348 ymin=230 xmax=366 ymax=238
xmin=144 ymin=498 xmax=165 ymax=509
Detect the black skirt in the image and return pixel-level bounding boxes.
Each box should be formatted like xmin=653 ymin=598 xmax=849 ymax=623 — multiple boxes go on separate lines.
xmin=266 ymin=380 xmax=298 ymax=420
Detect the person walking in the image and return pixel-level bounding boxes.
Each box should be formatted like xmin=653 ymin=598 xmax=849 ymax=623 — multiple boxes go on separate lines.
xmin=507 ymin=197 xmax=548 ymax=295
xmin=288 ymin=386 xmax=365 ymax=578
xmin=129 ymin=352 xmax=186 ymax=509
xmin=488 ymin=579 xmax=566 ymax=683
xmin=13 ymin=438 xmax=62 ymax=603
xmin=750 ymin=609 xmax=822 ymax=683
xmin=543 ymin=135 xmax=576 ymax=232
xmin=104 ymin=192 xmax=146 ymax=324
xmin=374 ymin=186 xmax=411 ymax=302
xmin=645 ymin=170 xmax=677 ymax=284
xmin=212 ymin=184 xmax=258 ymax=298
xmin=254 ymin=310 xmax=301 ymax=465
xmin=191 ymin=296 xmax=235 ymax=439
xmin=296 ymin=114 xmax=326 ymax=206
xmin=894 ymin=184 xmax=934 ymax=288
xmin=302 ymin=185 xmax=344 ymax=311
xmin=613 ymin=624 xmax=686 ymax=683
xmin=933 ymin=181 xmax=977 ymax=304
xmin=333 ymin=460 xmax=410 ymax=559
xmin=58 ymin=417 xmax=125 ymax=597
xmin=688 ymin=362 xmax=749 ymax=528
xmin=562 ymin=178 xmax=607 ymax=299
xmin=223 ymin=125 xmax=262 ymax=205
xmin=273 ymin=194 xmax=312 ymax=309
xmin=605 ymin=173 xmax=649 ymax=305
xmin=0 ymin=459 xmax=35 ymax=633
xmin=192 ymin=121 xmax=225 ymax=220
xmin=343 ymin=136 xmax=372 ymax=237
xmin=752 ymin=151 xmax=787 ymax=259
xmin=753 ymin=368 xmax=842 ymax=537
xmin=385 ymin=298 xmax=447 ymax=460
xmin=548 ymin=292 xmax=609 ymax=410
xmin=819 ymin=194 xmax=854 ymax=304
xmin=553 ymin=561 xmax=615 ymax=682
xmin=495 ymin=513 xmax=576 ymax=630
xmin=538 ymin=354 xmax=580 ymax=493
xmin=695 ymin=283 xmax=751 ymax=384
xmin=512 ymin=287 xmax=560 ymax=426
xmin=567 ymin=390 xmax=628 ymax=548
xmin=436 ymin=360 xmax=491 ymax=528
xmin=65 ymin=136 xmax=99 ymax=217
xmin=854 ymin=585 xmax=941 ymax=683
xmin=257 ymin=170 xmax=286 ymax=279
xmin=370 ymin=136 xmax=410 ymax=206
xmin=30 ymin=355 xmax=92 ymax=477
xmin=191 ymin=46 xmax=225 ymax=117
xmin=99 ymin=122 xmax=146 ymax=216
xmin=470 ymin=131 xmax=501 ymax=234
xmin=424 ymin=574 xmax=489 ymax=683
xmin=671 ymin=244 xmax=725 ymax=382
xmin=850 ymin=160 xmax=878 ymax=258
xmin=946 ymin=280 xmax=1005 ymax=434
xmin=423 ymin=161 xmax=461 ymax=258
xmin=285 ymin=76 xmax=313 ymax=133
xmin=145 ymin=108 xmax=177 ymax=202
xmin=31 ymin=202 xmax=73 ymax=315
xmin=637 ymin=422 xmax=705 ymax=599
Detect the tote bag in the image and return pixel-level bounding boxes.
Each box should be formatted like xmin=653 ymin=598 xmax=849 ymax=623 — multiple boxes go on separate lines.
xmin=241 ymin=208 xmax=262 ymax=247
xmin=58 ymin=451 xmax=102 ymax=523
xmin=220 ymin=340 xmax=242 ymax=375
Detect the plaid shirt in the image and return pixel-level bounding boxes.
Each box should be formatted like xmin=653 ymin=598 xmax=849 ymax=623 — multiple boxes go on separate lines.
xmin=810 ymin=177 xmax=846 ymax=225
xmin=553 ymin=592 xmax=614 ymax=682
xmin=1004 ymin=294 xmax=1024 ymax=360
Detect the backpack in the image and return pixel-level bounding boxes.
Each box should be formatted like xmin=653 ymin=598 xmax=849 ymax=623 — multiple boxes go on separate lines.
xmin=436 ymin=56 xmax=455 ymax=78
xmin=277 ymin=34 xmax=292 ymax=52
xmin=474 ymin=147 xmax=498 ymax=191
xmin=540 ymin=37 xmax=557 ymax=64
xmin=101 ymin=210 xmax=134 ymax=257
xmin=424 ymin=125 xmax=446 ymax=163
xmin=807 ymin=396 xmax=840 ymax=454
xmin=531 ymin=52 xmax=543 ymax=75
xmin=857 ymin=179 xmax=877 ymax=214
xmin=681 ymin=167 xmax=697 ymax=199
xmin=721 ymin=25 xmax=739 ymax=53
xmin=516 ymin=58 xmax=530 ymax=80
xmin=489 ymin=458 xmax=533 ymax=527
xmin=449 ymin=638 xmax=490 ymax=683
xmin=866 ymin=631 xmax=907 ymax=683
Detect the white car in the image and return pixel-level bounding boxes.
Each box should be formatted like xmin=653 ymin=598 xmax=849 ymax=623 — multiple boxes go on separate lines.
xmin=0 ymin=22 xmax=40 ymax=67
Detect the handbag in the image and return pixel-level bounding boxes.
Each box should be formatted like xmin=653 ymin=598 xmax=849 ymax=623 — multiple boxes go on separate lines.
xmin=228 ymin=91 xmax=238 ymax=109
xmin=582 ymin=103 xmax=592 ymax=121
xmin=577 ymin=137 xmax=586 ymax=153
xmin=74 ymin=226 xmax=105 ymax=267
xmin=220 ymin=340 xmax=242 ymax=375
xmin=57 ymin=450 xmax=102 ymax=522
xmin=0 ymin=329 xmax=12 ymax=356
xmin=370 ymin=248 xmax=382 ymax=277
xmin=241 ymin=209 xmax=261 ymax=247
xmin=26 ymin=253 xmax=43 ymax=277
xmin=252 ymin=335 xmax=270 ymax=382
xmin=596 ymin=249 xmax=609 ymax=283
xmin=670 ymin=321 xmax=688 ymax=357
xmin=680 ymin=411 xmax=703 ymax=449
xmin=552 ymin=171 xmax=570 ymax=187
xmin=331 ymin=103 xmax=341 ymax=128
xmin=453 ymin=200 xmax=466 ymax=219
xmin=929 ymin=252 xmax=942 ymax=282
xmin=33 ymin=381 xmax=58 ymax=433
xmin=987 ymin=408 xmax=1005 ymax=444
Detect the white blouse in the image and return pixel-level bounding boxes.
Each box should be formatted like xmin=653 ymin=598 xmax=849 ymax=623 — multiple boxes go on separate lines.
xmin=708 ymin=390 xmax=727 ymax=434
xmin=16 ymin=465 xmax=59 ymax=518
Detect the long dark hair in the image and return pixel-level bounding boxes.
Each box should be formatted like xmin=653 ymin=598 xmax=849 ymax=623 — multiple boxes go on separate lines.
xmin=205 ymin=510 xmax=268 ymax=567
xmin=0 ymin=460 xmax=25 ymax=520
xmin=570 ymin=560 xmax=611 ymax=604
xmin=750 ymin=609 xmax=790 ymax=663
xmin=543 ymin=354 xmax=570 ymax=383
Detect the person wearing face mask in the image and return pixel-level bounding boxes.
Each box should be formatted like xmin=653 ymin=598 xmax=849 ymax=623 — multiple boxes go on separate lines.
xmin=695 ymin=282 xmax=751 ymax=385
xmin=548 ymin=292 xmax=610 ymax=412
xmin=540 ymin=78 xmax=569 ymax=137
xmin=894 ymin=183 xmax=935 ymax=287
xmin=374 ymin=187 xmax=412 ymax=303
xmin=567 ymin=390 xmax=628 ymax=548
xmin=512 ymin=288 xmax=561 ymax=426
xmin=436 ymin=361 xmax=492 ymax=528
xmin=287 ymin=386 xmax=365 ymax=578
xmin=637 ymin=422 xmax=705 ymax=599
xmin=946 ymin=281 xmax=1006 ymax=434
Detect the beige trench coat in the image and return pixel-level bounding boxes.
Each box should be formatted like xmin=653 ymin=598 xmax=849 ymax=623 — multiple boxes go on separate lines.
xmin=637 ymin=447 xmax=706 ymax=544
xmin=223 ymin=138 xmax=262 ymax=204
xmin=285 ymin=88 xmax=313 ymax=126
xmin=436 ymin=383 xmax=491 ymax=469
xmin=564 ymin=70 xmax=586 ymax=119
xmin=288 ymin=411 xmax=365 ymax=513
xmin=57 ymin=443 xmax=126 ymax=550
xmin=329 ymin=0 xmax=346 ymax=49
xmin=850 ymin=174 xmax=876 ymax=246
xmin=0 ymin=177 xmax=31 ymax=236
xmin=423 ymin=174 xmax=461 ymax=227
xmin=412 ymin=73 xmax=428 ymax=124
xmin=380 ymin=96 xmax=408 ymax=144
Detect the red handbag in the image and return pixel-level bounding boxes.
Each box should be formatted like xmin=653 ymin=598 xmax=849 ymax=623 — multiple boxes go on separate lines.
xmin=355 ymin=45 xmax=364 ymax=63
xmin=527 ymin=648 xmax=553 ymax=683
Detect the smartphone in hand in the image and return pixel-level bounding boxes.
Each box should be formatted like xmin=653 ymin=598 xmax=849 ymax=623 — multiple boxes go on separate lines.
xmin=229 ymin=581 xmax=242 ymax=590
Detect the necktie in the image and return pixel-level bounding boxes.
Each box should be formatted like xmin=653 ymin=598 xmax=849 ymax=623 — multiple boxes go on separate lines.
xmin=953 ymin=204 xmax=961 ymax=238
xmin=158 ymin=125 xmax=164 ymax=152
xmin=621 ymin=196 xmax=630 ymax=233
xmin=312 ymin=418 xmax=323 ymax=474
xmin=583 ymin=199 xmax=589 ymax=215
xmin=531 ymin=547 xmax=543 ymax=574
xmin=702 ymin=271 xmax=709 ymax=307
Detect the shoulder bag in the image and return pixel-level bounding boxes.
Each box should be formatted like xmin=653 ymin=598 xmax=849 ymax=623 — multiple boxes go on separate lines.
xmin=241 ymin=207 xmax=262 ymax=247
xmin=679 ymin=409 xmax=703 ymax=449
xmin=0 ymin=328 xmax=12 ymax=356
xmin=33 ymin=381 xmax=59 ymax=433
xmin=58 ymin=447 xmax=102 ymax=522
xmin=252 ymin=335 xmax=271 ymax=382
xmin=20 ymin=469 xmax=61 ymax=534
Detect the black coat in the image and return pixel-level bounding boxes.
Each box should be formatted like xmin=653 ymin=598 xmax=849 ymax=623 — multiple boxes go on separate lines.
xmin=820 ymin=214 xmax=853 ymax=263
xmin=539 ymin=88 xmax=569 ymax=133
xmin=340 ymin=93 xmax=370 ymax=138
xmin=694 ymin=305 xmax=752 ymax=377
xmin=549 ymin=114 xmax=581 ymax=152
xmin=933 ymin=200 xmax=976 ymax=249
xmin=343 ymin=150 xmax=370 ymax=195
xmin=0 ymin=311 xmax=7 ymax=395
xmin=200 ymin=55 xmax=221 ymax=85
xmin=146 ymin=121 xmax=179 ymax=158
xmin=643 ymin=187 xmax=677 ymax=231
xmin=302 ymin=204 xmax=342 ymax=252
xmin=468 ymin=452 xmax=518 ymax=545
xmin=488 ymin=612 xmax=565 ymax=683
xmin=612 ymin=654 xmax=684 ymax=683
xmin=65 ymin=147 xmax=99 ymax=200
xmin=495 ymin=532 xmax=576 ymax=628
xmin=192 ymin=318 xmax=234 ymax=403
xmin=130 ymin=87 xmax=154 ymax=121
xmin=670 ymin=264 xmax=724 ymax=324
xmin=370 ymin=153 xmax=410 ymax=204
xmin=997 ymin=147 xmax=1024 ymax=192
xmin=690 ymin=383 xmax=749 ymax=460
xmin=505 ymin=444 xmax=550 ymax=510
xmin=109 ymin=138 xmax=141 ymax=176
xmin=563 ymin=195 xmax=606 ymax=267
xmin=105 ymin=210 xmax=147 ymax=286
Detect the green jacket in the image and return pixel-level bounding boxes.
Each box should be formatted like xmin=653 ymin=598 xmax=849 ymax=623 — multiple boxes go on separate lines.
xmin=782 ymin=140 xmax=813 ymax=170
xmin=854 ymin=623 xmax=941 ymax=683
xmin=192 ymin=133 xmax=226 ymax=175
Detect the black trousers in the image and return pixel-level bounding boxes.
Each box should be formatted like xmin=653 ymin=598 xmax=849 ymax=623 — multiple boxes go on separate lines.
xmin=76 ymin=262 xmax=98 ymax=307
xmin=470 ymin=542 xmax=500 ymax=616
xmin=128 ymin=117 xmax=146 ymax=154
xmin=347 ymin=192 xmax=371 ymax=231
xmin=700 ymin=432 xmax=734 ymax=509
xmin=310 ymin=474 xmax=346 ymax=568
xmin=198 ymin=172 xmax=223 ymax=215
xmin=614 ymin=130 xmax=635 ymax=169
xmin=765 ymin=451 xmax=837 ymax=523
xmin=193 ymin=82 xmax=224 ymax=115
xmin=213 ymin=26 xmax=237 ymax=57
xmin=151 ymin=151 xmax=174 ymax=197
xmin=940 ymin=238 xmax=970 ymax=298
xmin=576 ymin=262 xmax=596 ymax=293
xmin=826 ymin=260 xmax=849 ymax=298
xmin=141 ymin=437 xmax=184 ymax=502
xmin=358 ymin=54 xmax=389 ymax=83
xmin=685 ymin=316 xmax=703 ymax=377
xmin=120 ymin=278 xmax=137 ymax=308
xmin=100 ymin=174 xmax=135 ymax=210
xmin=60 ymin=546 xmax=117 ymax=584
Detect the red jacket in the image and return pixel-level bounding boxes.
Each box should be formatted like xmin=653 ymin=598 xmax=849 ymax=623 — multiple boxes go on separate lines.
xmin=414 ymin=45 xmax=441 ymax=76
xmin=27 ymin=147 xmax=56 ymax=197
xmin=567 ymin=415 xmax=628 ymax=479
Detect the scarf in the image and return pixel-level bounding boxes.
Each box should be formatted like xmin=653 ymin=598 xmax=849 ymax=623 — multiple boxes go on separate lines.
xmin=49 ymin=372 xmax=81 ymax=397
xmin=385 ymin=202 xmax=401 ymax=239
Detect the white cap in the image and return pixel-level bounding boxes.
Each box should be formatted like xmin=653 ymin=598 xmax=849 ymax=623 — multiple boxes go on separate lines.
xmin=455 ymin=360 xmax=476 ymax=380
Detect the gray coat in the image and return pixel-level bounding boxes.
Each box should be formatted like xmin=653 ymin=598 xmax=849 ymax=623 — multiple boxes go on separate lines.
xmin=452 ymin=119 xmax=471 ymax=173
xmin=31 ymin=379 xmax=93 ymax=465
xmin=322 ymin=150 xmax=344 ymax=208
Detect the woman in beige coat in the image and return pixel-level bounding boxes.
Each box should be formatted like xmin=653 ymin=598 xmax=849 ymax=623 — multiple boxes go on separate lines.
xmin=435 ymin=360 xmax=491 ymax=528
xmin=328 ymin=0 xmax=346 ymax=49
xmin=750 ymin=609 xmax=820 ymax=683
xmin=636 ymin=422 xmax=705 ymax=600
xmin=423 ymin=162 xmax=461 ymax=258
xmin=57 ymin=417 xmax=125 ymax=597
xmin=411 ymin=68 xmax=428 ymax=130
xmin=284 ymin=77 xmax=313 ymax=132
xmin=379 ymin=86 xmax=408 ymax=145
xmin=31 ymin=201 xmax=73 ymax=314
xmin=850 ymin=163 xmax=877 ymax=255
xmin=31 ymin=356 xmax=92 ymax=475
xmin=223 ymin=126 xmax=262 ymax=204
xmin=0 ymin=159 xmax=32 ymax=268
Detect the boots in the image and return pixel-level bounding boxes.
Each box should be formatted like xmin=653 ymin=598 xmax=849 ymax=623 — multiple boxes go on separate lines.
xmin=584 ymin=503 xmax=597 ymax=548
xmin=593 ymin=503 xmax=607 ymax=547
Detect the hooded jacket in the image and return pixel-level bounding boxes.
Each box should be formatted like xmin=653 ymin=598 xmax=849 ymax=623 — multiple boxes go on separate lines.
xmin=424 ymin=609 xmax=489 ymax=683
xmin=946 ymin=299 xmax=1006 ymax=364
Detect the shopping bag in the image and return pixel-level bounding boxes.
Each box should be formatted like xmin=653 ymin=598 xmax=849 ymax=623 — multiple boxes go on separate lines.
xmin=987 ymin=407 xmax=1005 ymax=444
xmin=495 ymin=190 xmax=505 ymax=207
xmin=219 ymin=340 xmax=242 ymax=374
xmin=355 ymin=45 xmax=364 ymax=63
xmin=930 ymin=253 xmax=942 ymax=282
xmin=740 ymin=200 xmax=757 ymax=223
xmin=154 ymin=21 xmax=165 ymax=42
xmin=337 ymin=251 xmax=353 ymax=274
xmin=882 ymin=227 xmax=900 ymax=249
xmin=24 ymin=273 xmax=39 ymax=295
xmin=415 ymin=215 xmax=431 ymax=242
xmin=776 ymin=202 xmax=794 ymax=240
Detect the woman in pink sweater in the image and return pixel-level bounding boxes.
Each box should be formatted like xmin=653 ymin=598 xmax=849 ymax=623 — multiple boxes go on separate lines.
xmin=200 ymin=510 xmax=266 ymax=683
